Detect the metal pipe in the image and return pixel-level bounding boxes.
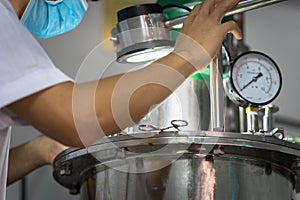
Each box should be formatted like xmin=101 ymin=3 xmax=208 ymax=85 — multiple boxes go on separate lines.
xmin=209 ymin=58 xmax=217 ymax=131
xmin=209 ymin=53 xmax=224 ymax=132
xmin=165 ymin=0 xmax=288 ymax=29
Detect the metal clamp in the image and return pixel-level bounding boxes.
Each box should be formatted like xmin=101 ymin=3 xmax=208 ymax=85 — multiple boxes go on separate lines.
xmin=138 ymin=119 xmax=188 ymax=132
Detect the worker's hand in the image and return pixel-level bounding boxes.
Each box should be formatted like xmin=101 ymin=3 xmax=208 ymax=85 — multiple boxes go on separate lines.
xmin=8 ymin=136 xmax=69 ymax=185
xmin=30 ymin=136 xmax=68 ymax=165
xmin=173 ymin=0 xmax=242 ymax=69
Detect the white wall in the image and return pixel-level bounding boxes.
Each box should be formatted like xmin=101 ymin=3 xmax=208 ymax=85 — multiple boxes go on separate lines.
xmin=244 ymin=0 xmax=300 ymax=136
xmin=7 ymin=0 xmax=300 ymax=199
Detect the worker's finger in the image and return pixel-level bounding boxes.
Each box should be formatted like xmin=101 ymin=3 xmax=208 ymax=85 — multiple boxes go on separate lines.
xmin=200 ymin=0 xmax=223 ymax=16
xmin=189 ymin=4 xmax=202 ymax=18
xmin=221 ymin=20 xmax=243 ymax=40
xmin=212 ymin=0 xmax=240 ymax=21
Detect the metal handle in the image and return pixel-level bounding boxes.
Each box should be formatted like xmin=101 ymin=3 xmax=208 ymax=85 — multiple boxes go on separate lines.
xmin=165 ymin=0 xmax=288 ymax=29
xmin=138 ymin=120 xmax=189 ymax=132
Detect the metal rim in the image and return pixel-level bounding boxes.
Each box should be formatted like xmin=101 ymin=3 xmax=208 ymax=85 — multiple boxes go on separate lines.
xmin=117 ymin=4 xmax=163 ymax=22
xmin=53 ymin=131 xmax=300 ymax=194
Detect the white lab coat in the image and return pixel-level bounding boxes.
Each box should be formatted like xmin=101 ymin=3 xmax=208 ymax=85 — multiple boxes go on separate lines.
xmin=0 ymin=0 xmax=71 ymax=199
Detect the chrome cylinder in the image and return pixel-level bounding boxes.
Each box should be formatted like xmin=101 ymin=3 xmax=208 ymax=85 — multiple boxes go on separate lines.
xmin=111 ymin=4 xmax=175 ymax=63
xmin=111 ymin=14 xmax=172 ymax=51
xmin=261 ymin=104 xmax=279 ymax=132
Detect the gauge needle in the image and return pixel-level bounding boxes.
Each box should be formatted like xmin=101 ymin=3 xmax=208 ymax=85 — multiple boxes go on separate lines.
xmin=240 ymin=72 xmax=263 ymax=91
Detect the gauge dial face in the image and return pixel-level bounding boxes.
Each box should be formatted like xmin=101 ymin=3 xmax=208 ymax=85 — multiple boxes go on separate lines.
xmin=231 ymin=52 xmax=282 ymax=105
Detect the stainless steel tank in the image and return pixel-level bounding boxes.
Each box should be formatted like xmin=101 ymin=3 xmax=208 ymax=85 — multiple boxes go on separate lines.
xmin=53 ymin=131 xmax=300 ymax=200
xmin=125 ymin=69 xmax=211 ymax=133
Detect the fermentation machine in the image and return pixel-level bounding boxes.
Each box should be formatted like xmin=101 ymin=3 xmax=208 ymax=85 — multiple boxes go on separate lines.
xmin=53 ymin=1 xmax=300 ymax=199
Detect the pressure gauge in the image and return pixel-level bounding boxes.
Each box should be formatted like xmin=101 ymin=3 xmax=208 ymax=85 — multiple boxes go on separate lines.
xmin=223 ymin=51 xmax=282 ymax=107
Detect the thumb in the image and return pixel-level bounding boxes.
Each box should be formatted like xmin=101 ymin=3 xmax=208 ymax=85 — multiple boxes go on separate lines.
xmin=221 ymin=20 xmax=243 ymax=40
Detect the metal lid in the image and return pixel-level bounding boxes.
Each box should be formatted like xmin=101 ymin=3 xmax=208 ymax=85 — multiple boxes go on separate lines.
xmin=53 ymin=131 xmax=300 ymax=194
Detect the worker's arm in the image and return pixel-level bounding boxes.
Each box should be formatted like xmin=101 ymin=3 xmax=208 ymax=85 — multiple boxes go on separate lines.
xmin=8 ymin=0 xmax=29 ymax=19
xmin=7 ymin=0 xmax=242 ymax=147
xmin=7 ymin=54 xmax=196 ymax=146
xmin=7 ymin=136 xmax=67 ymax=185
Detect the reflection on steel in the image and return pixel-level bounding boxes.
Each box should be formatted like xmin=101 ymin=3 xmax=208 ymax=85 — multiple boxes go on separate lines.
xmin=197 ymin=160 xmax=215 ymax=200
xmin=165 ymin=0 xmax=288 ymax=29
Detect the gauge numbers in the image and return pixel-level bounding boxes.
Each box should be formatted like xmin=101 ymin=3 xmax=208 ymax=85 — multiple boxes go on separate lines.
xmin=231 ymin=52 xmax=282 ymax=105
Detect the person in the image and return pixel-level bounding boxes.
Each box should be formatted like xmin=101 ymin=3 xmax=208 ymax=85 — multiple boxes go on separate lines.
xmin=0 ymin=0 xmax=242 ymax=198
xmin=7 ymin=136 xmax=67 ymax=185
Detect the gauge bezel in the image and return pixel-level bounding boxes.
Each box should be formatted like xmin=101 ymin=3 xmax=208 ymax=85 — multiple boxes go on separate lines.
xmin=224 ymin=51 xmax=282 ymax=107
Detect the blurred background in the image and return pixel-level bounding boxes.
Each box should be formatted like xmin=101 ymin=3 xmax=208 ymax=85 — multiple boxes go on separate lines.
xmin=7 ymin=0 xmax=300 ymax=199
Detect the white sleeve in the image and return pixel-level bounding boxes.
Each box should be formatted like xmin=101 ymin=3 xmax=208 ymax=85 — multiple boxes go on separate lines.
xmin=0 ymin=1 xmax=72 ymax=128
